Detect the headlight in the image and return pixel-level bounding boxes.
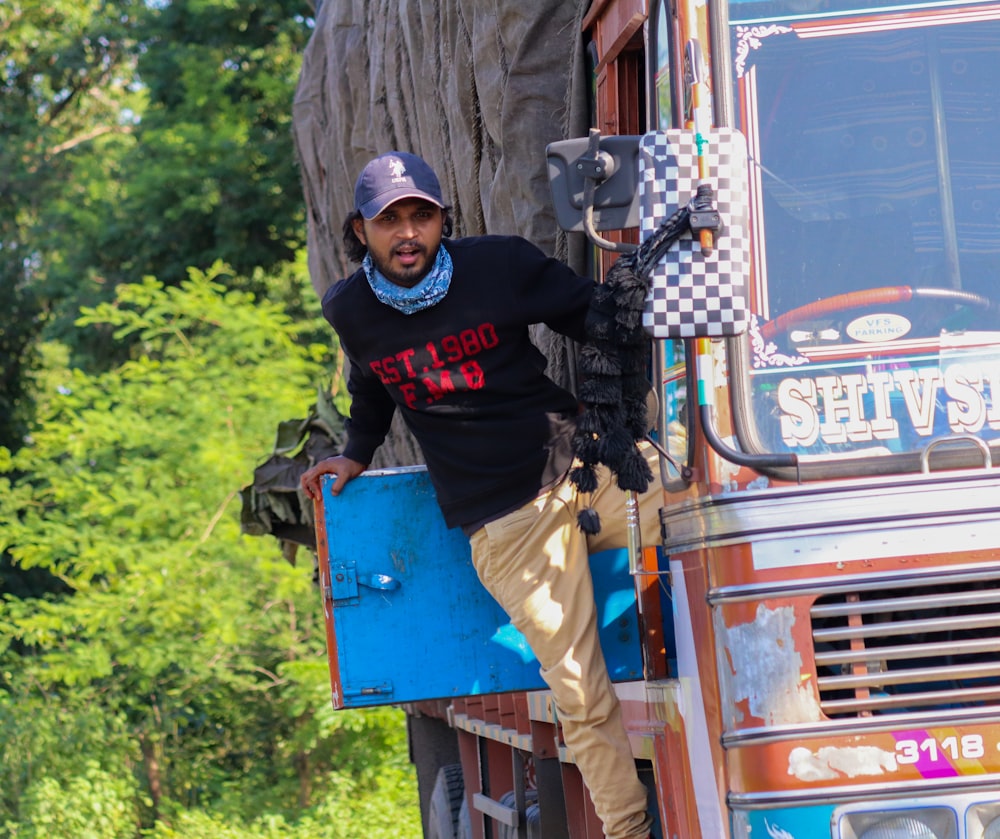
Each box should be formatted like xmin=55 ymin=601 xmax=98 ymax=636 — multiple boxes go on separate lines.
xmin=968 ymin=801 xmax=1000 ymax=838
xmin=837 ymin=807 xmax=957 ymax=839
xmin=858 ymin=817 xmax=940 ymax=839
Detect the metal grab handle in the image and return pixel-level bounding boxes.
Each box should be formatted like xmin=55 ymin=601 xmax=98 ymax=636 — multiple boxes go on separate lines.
xmin=625 ymin=490 xmax=642 ymax=575
xmin=920 ymin=434 xmax=993 ymax=473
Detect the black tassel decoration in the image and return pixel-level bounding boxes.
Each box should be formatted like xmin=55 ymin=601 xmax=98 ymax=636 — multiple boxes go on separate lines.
xmin=577 ymin=507 xmax=602 ymax=535
xmin=579 ymin=376 xmax=622 ymax=406
xmin=617 ymin=449 xmax=653 ymax=493
xmin=579 ymin=343 xmax=622 ymax=376
xmin=569 ymin=201 xmax=697 ymax=533
xmin=569 ymin=464 xmax=599 ymax=494
xmin=597 ymin=424 xmax=634 ymax=468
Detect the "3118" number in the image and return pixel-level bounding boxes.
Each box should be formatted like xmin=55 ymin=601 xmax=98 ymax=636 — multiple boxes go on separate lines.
xmin=896 ymin=735 xmax=985 ymax=764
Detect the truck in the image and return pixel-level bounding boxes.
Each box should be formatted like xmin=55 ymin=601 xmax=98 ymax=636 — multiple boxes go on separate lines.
xmin=266 ymin=0 xmax=1000 ymax=836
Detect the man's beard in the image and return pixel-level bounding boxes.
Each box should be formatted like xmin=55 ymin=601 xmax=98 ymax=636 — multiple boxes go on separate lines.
xmin=369 ymin=241 xmax=438 ymax=288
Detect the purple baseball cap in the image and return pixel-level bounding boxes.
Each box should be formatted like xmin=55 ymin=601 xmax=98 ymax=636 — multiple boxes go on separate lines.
xmin=354 ymin=151 xmax=445 ymax=219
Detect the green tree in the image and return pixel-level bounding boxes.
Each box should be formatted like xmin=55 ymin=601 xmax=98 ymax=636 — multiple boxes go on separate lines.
xmin=126 ymin=0 xmax=312 ymax=280
xmin=39 ymin=0 xmax=315 ymax=365
xmin=0 ymin=0 xmax=314 ymax=446
xmin=0 ymin=266 xmax=419 ymax=834
xmin=0 ymin=0 xmax=142 ymax=449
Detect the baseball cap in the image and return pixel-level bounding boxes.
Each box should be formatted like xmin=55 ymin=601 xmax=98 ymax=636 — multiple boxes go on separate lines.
xmin=354 ymin=151 xmax=445 ymax=219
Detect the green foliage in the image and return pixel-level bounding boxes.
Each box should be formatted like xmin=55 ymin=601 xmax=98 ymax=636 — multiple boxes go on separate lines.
xmin=38 ymin=0 xmax=315 ymax=363
xmin=144 ymin=706 xmax=421 ymax=839
xmin=133 ymin=0 xmax=311 ymax=276
xmin=0 ymin=5 xmax=421 ymax=835
xmin=0 ymin=271 xmax=416 ymax=835
xmin=0 ymin=267 xmax=41 ymax=453
xmin=0 ymin=0 xmax=141 ymax=449
xmin=7 ymin=761 xmax=140 ymax=839
xmin=0 ymin=0 xmax=316 ymax=441
xmin=0 ymin=685 xmax=140 ymax=832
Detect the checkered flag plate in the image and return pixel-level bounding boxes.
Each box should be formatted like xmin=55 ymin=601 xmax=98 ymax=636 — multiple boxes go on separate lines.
xmin=640 ymin=129 xmax=751 ymax=338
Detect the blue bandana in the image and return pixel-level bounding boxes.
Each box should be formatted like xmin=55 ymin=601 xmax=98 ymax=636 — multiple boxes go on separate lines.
xmin=363 ymin=246 xmax=453 ymax=315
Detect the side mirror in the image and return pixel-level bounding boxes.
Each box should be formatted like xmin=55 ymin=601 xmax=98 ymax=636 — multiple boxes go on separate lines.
xmin=547 ymin=128 xmax=752 ymax=339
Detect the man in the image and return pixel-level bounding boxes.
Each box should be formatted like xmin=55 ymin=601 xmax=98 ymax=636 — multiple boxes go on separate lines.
xmin=301 ymin=151 xmax=661 ymax=839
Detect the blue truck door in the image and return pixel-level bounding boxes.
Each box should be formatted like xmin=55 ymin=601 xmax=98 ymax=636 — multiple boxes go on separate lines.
xmin=316 ymin=466 xmax=644 ymax=709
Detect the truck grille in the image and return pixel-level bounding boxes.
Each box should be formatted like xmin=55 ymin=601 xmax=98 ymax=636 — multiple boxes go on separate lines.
xmin=811 ymin=573 xmax=1000 ymax=717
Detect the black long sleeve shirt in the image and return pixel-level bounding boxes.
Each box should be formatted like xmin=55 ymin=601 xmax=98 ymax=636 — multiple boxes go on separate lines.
xmin=322 ymin=235 xmax=594 ymax=528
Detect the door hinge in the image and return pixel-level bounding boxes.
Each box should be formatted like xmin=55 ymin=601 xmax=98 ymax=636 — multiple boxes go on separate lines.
xmin=342 ymin=681 xmax=394 ymax=699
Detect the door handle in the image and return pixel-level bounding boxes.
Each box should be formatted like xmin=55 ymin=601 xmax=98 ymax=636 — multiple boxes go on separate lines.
xmin=359 ymin=573 xmax=400 ymax=592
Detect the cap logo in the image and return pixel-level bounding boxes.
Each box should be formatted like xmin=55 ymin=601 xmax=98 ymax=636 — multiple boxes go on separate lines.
xmin=388 ymin=157 xmax=407 ymax=182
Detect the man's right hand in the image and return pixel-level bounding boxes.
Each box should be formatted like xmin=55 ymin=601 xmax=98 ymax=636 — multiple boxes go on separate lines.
xmin=300 ymin=455 xmax=368 ymax=501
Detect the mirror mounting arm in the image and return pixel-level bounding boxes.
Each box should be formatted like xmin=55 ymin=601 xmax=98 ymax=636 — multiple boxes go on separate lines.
xmin=579 ymin=129 xmax=639 ymax=254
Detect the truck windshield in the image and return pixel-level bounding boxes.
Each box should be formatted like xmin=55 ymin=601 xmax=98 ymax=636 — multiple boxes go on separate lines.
xmin=728 ymin=3 xmax=1000 ymax=460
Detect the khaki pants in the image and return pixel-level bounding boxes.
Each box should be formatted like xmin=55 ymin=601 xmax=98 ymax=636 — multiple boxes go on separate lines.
xmin=469 ymin=442 xmax=662 ymax=839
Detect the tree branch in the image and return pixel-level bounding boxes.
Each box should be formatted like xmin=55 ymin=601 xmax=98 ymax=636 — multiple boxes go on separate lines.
xmin=48 ymin=124 xmax=132 ymax=157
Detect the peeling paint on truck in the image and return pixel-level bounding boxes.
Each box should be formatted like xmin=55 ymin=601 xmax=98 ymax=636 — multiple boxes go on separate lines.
xmin=716 ymin=603 xmax=822 ymax=726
